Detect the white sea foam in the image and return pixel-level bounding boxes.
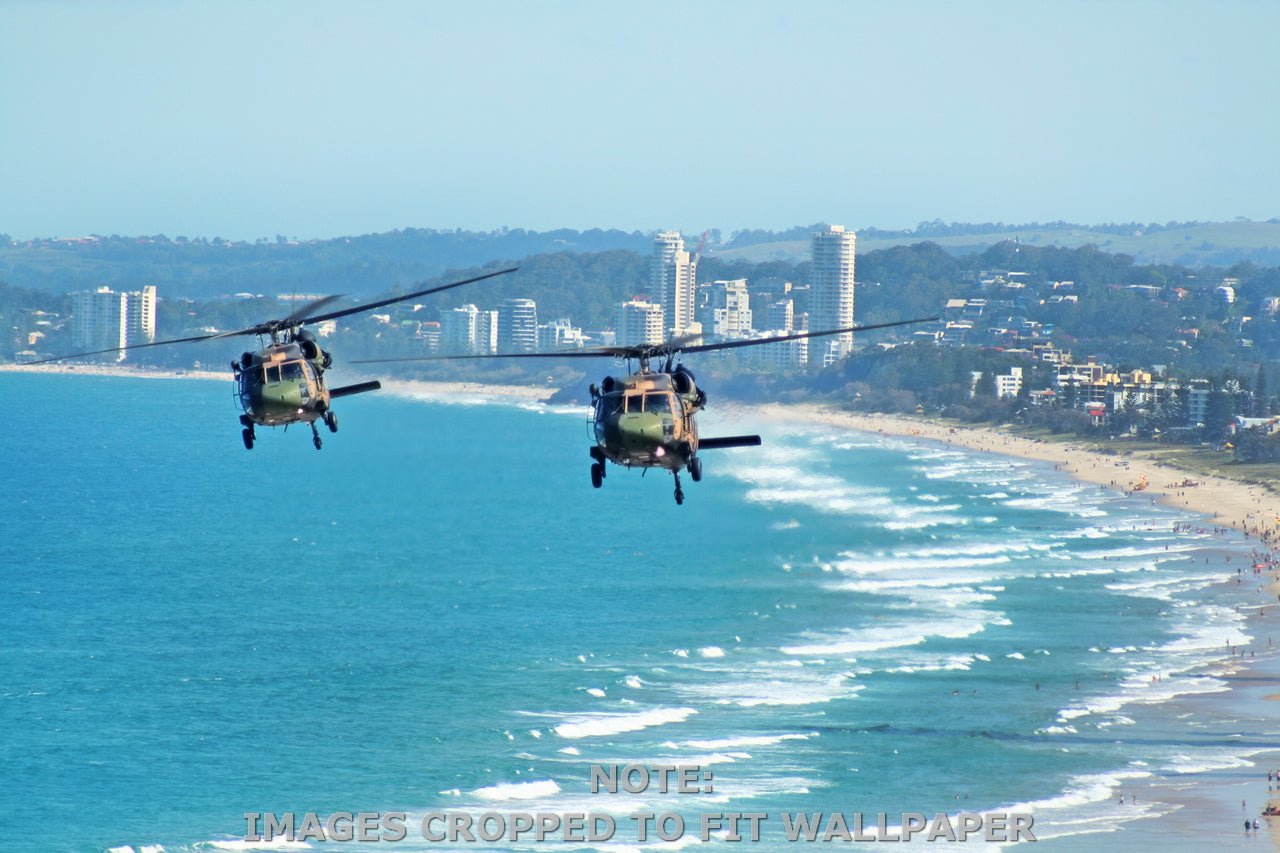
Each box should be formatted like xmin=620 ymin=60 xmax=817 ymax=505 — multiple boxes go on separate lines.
xmin=587 ymin=687 xmax=606 ymax=697
xmin=1162 ymin=751 xmax=1259 ymax=775
xmin=205 ymin=841 xmax=311 ymax=851
xmin=678 ymin=674 xmax=863 ymax=707
xmin=472 ymin=779 xmax=562 ymax=801
xmin=679 ymin=733 xmax=813 ymax=750
xmin=553 ymin=707 xmax=698 ymax=739
xmin=1105 ymin=572 xmax=1222 ymax=601
xmin=781 ymin=615 xmax=988 ymax=656
xmin=697 ymin=646 xmax=725 ymax=658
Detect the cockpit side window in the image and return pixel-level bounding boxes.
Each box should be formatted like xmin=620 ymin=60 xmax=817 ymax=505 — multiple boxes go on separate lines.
xmin=266 ymin=365 xmax=282 ymax=383
xmin=282 ymin=361 xmax=305 ymax=381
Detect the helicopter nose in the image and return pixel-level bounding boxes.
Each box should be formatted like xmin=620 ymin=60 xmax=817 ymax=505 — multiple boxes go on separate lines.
xmin=618 ymin=413 xmax=668 ymax=452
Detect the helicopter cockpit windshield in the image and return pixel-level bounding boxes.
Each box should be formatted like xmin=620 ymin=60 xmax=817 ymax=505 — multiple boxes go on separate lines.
xmin=641 ymin=393 xmax=673 ymax=416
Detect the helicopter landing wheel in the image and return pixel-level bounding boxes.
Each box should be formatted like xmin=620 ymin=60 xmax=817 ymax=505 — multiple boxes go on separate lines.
xmin=324 ymin=410 xmax=338 ymax=433
xmin=241 ymin=428 xmax=255 ymax=450
xmin=689 ymin=456 xmax=702 ymax=482
xmin=590 ymin=462 xmax=603 ymax=488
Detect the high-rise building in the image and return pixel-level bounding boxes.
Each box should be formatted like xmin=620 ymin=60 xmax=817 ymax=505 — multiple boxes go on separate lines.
xmin=538 ymin=319 xmax=588 ymax=350
xmin=766 ymin=298 xmax=794 ymax=333
xmin=71 ymin=285 xmax=157 ymax=361
xmin=617 ymin=300 xmax=665 ymax=346
xmin=440 ymin=304 xmax=480 ymax=353
xmin=650 ymin=231 xmax=697 ymax=337
xmin=697 ymin=279 xmax=753 ymax=340
xmin=475 ymin=310 xmax=499 ymax=354
xmin=810 ymin=225 xmax=856 ymax=366
xmin=498 ymin=298 xmax=538 ymax=353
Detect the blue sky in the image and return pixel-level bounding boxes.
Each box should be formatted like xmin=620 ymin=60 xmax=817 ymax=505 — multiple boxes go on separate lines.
xmin=2 ymin=0 xmax=1278 ymax=240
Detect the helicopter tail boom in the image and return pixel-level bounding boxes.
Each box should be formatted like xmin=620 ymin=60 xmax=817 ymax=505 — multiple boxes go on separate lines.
xmin=329 ymin=380 xmax=382 ymax=399
xmin=698 ymin=435 xmax=762 ymax=450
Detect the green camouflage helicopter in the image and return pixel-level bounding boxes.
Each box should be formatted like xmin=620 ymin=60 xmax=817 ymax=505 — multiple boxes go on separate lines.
xmin=355 ymin=317 xmax=932 ymax=503
xmin=27 ymin=268 xmax=517 ymax=450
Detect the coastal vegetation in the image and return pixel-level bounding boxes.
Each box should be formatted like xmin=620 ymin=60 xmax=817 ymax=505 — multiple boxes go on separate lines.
xmin=3 ymin=223 xmax=1279 ymax=467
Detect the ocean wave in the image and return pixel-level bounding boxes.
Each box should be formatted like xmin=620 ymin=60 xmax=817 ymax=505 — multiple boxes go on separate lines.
xmin=472 ymin=779 xmax=562 ymax=801
xmin=676 ymin=733 xmax=814 ymax=750
xmin=781 ymin=616 xmax=988 ymax=657
xmin=200 ymin=841 xmax=312 ymax=851
xmin=677 ymin=674 xmax=864 ymax=707
xmin=551 ymin=707 xmax=698 ymax=739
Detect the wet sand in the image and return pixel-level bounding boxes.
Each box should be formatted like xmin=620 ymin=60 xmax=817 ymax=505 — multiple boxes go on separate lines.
xmin=749 ymin=402 xmax=1280 ymax=851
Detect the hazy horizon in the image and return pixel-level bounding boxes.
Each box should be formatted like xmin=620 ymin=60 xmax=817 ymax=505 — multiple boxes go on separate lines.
xmin=3 ymin=1 xmax=1279 ymax=242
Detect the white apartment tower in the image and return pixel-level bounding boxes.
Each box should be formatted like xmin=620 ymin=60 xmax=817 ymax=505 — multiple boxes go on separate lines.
xmin=498 ymin=298 xmax=538 ymax=353
xmin=71 ymin=285 xmax=157 ymax=360
xmin=650 ymin=231 xmax=697 ymax=338
xmin=475 ymin=309 xmax=499 ymax=354
xmin=440 ymin=304 xmax=480 ymax=353
xmin=699 ymin=279 xmax=753 ymax=339
xmin=617 ymin=300 xmax=665 ymax=347
xmin=810 ymin=225 xmax=856 ymax=366
xmin=767 ymin=298 xmax=794 ymax=333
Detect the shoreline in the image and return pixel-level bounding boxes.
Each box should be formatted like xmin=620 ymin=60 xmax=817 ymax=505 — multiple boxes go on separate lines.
xmin=0 ymin=362 xmax=558 ymax=402
xmin=749 ymin=401 xmax=1280 ymax=850
xmin=753 ymin=403 xmax=1280 ymax=558
xmin=8 ymin=368 xmax=1280 ymax=848
xmin=0 ymin=361 xmax=229 ymax=382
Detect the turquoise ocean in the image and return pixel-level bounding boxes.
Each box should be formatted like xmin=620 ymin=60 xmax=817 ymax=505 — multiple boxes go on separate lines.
xmin=1 ymin=371 xmax=1276 ymax=852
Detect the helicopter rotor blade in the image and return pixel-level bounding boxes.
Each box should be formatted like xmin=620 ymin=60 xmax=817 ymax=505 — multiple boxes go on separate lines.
xmin=24 ymin=268 xmax=518 ymax=366
xmin=281 ymin=293 xmax=346 ymax=325
xmin=352 ymin=349 xmax=614 ymax=364
xmin=20 ymin=331 xmax=247 ymax=366
xmin=674 ymin=316 xmax=939 ymax=355
xmin=296 ymin=267 xmax=519 ymax=326
xmin=352 ymin=317 xmax=935 ymax=365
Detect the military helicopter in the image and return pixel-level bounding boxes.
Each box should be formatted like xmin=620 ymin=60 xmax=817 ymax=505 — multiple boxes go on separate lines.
xmin=355 ymin=317 xmax=933 ymax=503
xmin=26 ymin=267 xmax=518 ymax=450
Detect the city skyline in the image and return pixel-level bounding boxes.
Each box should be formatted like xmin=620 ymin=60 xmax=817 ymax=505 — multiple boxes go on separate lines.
xmin=4 ymin=2 xmax=1280 ymax=241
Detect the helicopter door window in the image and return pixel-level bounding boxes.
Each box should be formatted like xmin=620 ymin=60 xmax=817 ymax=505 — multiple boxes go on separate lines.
xmin=599 ymin=393 xmax=624 ymax=418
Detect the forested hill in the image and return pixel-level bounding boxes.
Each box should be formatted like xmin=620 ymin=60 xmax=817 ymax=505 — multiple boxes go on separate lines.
xmin=9 ymin=220 xmax=1280 ymax=299
xmin=9 ymin=219 xmax=1280 ymax=299
xmin=0 ymin=227 xmax=653 ymax=299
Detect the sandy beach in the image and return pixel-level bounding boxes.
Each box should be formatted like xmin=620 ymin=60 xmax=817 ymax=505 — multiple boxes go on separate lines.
xmin=754 ymin=403 xmax=1280 ymax=555
xmin=0 ymin=361 xmax=229 ymax=382
xmin=0 ymin=362 xmax=559 ymax=403
xmin=8 ymin=365 xmax=1279 ymax=846
xmin=751 ymin=401 xmax=1280 ymax=850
